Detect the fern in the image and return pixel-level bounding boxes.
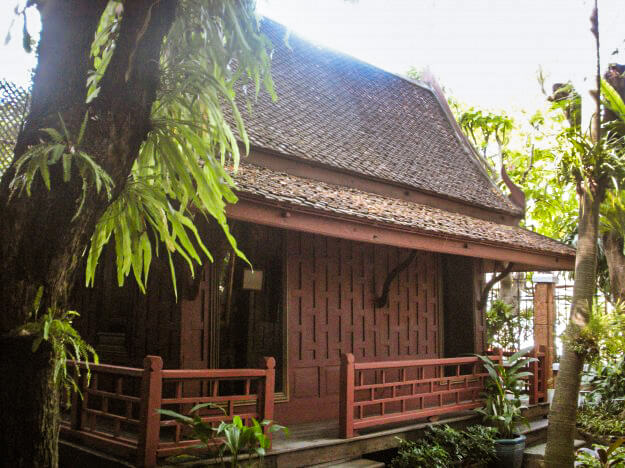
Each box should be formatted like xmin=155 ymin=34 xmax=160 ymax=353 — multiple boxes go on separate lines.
xmin=16 ymin=287 xmax=98 ymax=405
xmin=9 ymin=111 xmax=113 ymax=220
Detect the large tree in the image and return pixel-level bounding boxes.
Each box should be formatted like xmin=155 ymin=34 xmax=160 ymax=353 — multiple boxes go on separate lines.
xmin=0 ymin=1 xmax=273 ymax=466
xmin=543 ymin=4 xmax=625 ymax=465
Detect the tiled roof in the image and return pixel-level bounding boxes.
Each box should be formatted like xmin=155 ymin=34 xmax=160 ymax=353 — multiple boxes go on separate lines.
xmin=232 ymin=163 xmax=575 ymax=258
xmin=233 ymin=18 xmax=520 ymax=215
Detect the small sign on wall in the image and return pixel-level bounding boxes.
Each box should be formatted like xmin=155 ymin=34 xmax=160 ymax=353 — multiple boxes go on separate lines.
xmin=242 ymin=269 xmax=263 ymax=290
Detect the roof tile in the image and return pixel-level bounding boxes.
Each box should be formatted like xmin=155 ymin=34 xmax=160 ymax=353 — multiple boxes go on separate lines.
xmin=234 ymin=19 xmax=519 ymax=214
xmin=233 ymin=163 xmax=574 ymax=258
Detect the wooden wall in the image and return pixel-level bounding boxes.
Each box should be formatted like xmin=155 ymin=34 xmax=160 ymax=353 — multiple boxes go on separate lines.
xmin=71 ymin=250 xmax=181 ymax=369
xmin=277 ymin=231 xmax=441 ymax=424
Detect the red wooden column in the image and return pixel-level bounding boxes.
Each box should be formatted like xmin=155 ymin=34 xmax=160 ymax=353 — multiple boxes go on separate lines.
xmin=257 ymin=357 xmax=276 ymax=426
xmin=339 ymin=353 xmax=355 ymax=438
xmin=529 ymin=347 xmax=540 ymax=404
xmin=137 ymin=355 xmax=163 ymax=468
xmin=533 ymin=274 xmax=555 ymax=389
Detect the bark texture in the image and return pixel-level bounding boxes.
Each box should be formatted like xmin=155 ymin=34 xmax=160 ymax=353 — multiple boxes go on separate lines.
xmin=0 ymin=337 xmax=59 ymax=467
xmin=0 ymin=1 xmax=178 ymax=465
xmin=603 ymin=230 xmax=625 ymax=303
xmin=544 ymin=191 xmax=601 ymax=467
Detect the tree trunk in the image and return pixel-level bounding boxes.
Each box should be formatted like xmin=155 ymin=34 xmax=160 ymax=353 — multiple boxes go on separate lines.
xmin=0 ymin=1 xmax=178 ymax=465
xmin=0 ymin=337 xmax=59 ymax=468
xmin=602 ymin=230 xmax=625 ymax=303
xmin=544 ymin=190 xmax=601 ymax=467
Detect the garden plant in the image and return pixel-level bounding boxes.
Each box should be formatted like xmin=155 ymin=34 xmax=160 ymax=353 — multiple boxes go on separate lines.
xmin=157 ymin=403 xmax=288 ymax=468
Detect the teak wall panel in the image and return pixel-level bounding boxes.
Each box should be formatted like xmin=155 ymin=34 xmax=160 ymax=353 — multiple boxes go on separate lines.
xmin=282 ymin=232 xmax=440 ymax=423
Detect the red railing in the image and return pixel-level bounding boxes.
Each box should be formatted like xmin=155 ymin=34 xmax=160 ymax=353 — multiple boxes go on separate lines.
xmin=61 ymin=356 xmax=275 ymax=468
xmin=494 ymin=346 xmax=547 ymax=405
xmin=339 ymin=348 xmax=546 ymax=438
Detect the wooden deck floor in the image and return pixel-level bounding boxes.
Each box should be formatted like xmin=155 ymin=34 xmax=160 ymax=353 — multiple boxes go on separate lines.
xmin=160 ymin=410 xmax=481 ymax=467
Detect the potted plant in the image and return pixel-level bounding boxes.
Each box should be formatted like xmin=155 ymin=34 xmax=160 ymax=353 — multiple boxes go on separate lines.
xmin=476 ymin=349 xmax=536 ymax=468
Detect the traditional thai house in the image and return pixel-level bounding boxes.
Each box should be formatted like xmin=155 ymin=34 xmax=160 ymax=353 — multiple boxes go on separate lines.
xmin=62 ymin=19 xmax=573 ymax=467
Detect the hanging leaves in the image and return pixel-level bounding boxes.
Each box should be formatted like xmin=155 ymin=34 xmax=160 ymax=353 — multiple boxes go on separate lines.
xmin=85 ymin=0 xmax=274 ymax=296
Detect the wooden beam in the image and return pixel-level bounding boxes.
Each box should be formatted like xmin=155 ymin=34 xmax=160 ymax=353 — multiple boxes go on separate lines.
xmin=226 ymin=199 xmax=575 ymax=271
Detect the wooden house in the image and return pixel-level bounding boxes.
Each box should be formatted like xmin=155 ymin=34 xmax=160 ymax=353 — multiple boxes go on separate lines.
xmin=63 ymin=19 xmax=574 ymax=467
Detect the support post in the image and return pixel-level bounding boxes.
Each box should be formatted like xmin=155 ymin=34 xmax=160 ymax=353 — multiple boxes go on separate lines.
xmin=70 ymin=366 xmax=84 ymax=430
xmin=339 ymin=353 xmax=355 ymax=438
xmin=137 ymin=355 xmax=163 ymax=468
xmin=533 ymin=274 xmax=555 ymax=389
xmin=258 ymin=357 xmax=276 ymax=438
xmin=529 ymin=346 xmax=539 ymax=404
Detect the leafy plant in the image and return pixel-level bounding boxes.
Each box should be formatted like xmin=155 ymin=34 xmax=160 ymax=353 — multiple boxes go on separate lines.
xmin=475 ymin=349 xmax=535 ymax=438
xmin=15 ymin=287 xmax=98 ymax=402
xmin=157 ymin=403 xmax=288 ymax=467
xmin=83 ymin=0 xmax=274 ymax=297
xmin=576 ymin=438 xmax=625 ymax=467
xmin=587 ymin=359 xmax=625 ymax=403
xmin=423 ymin=424 xmax=467 ymax=464
xmin=391 ymin=425 xmax=496 ymax=467
xmin=390 ymin=438 xmax=451 ymax=468
xmin=420 ymin=424 xmax=497 ymax=466
xmin=462 ymin=425 xmax=498 ymax=465
xmin=486 ymin=299 xmax=533 ymax=352
xmin=578 ymin=402 xmax=625 ymax=438
xmin=9 ymin=112 xmax=113 ymax=218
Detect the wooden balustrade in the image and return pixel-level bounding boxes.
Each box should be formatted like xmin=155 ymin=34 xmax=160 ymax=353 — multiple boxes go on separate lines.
xmin=61 ymin=356 xmax=275 ymax=468
xmin=497 ymin=346 xmax=547 ymax=405
xmin=339 ymin=347 xmax=547 ymax=438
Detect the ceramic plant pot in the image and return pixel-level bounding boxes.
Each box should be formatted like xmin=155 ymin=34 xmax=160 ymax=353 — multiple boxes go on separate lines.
xmin=492 ymin=434 xmax=526 ymax=468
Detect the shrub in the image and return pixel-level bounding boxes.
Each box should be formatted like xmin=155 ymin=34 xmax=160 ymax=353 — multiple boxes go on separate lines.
xmin=390 ymin=425 xmax=497 ymax=467
xmin=578 ymin=402 xmax=625 ymax=438
xmin=462 ymin=425 xmax=498 ymax=464
xmin=575 ymin=438 xmax=625 ymax=467
xmin=390 ymin=439 xmax=450 ymax=468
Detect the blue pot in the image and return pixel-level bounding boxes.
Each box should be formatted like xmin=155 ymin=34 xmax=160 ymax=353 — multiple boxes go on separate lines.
xmin=492 ymin=434 xmax=526 ymax=468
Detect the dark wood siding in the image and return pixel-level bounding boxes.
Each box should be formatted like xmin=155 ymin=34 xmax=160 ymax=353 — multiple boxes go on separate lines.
xmin=72 ymin=250 xmax=181 ymax=369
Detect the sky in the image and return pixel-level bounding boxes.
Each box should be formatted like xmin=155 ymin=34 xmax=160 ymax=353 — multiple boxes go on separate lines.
xmin=2 ymin=1 xmax=625 ymax=112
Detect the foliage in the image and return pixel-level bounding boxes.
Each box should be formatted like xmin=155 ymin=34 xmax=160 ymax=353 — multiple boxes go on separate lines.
xmin=451 ymin=98 xmax=579 ymax=243
xmin=390 ymin=437 xmax=451 ymax=468
xmin=84 ymin=1 xmax=275 ymax=296
xmin=15 ymin=287 xmax=98 ymax=403
xmin=475 ymin=349 xmax=535 ymax=439
xmin=575 ymin=439 xmax=625 ymax=468
xmin=587 ymin=359 xmax=625 ymax=404
xmin=425 ymin=424 xmax=497 ymax=466
xmin=577 ymin=402 xmax=625 ymax=438
xmin=8 ymin=1 xmax=275 ymax=298
xmin=486 ymin=299 xmax=533 ymax=352
xmin=391 ymin=425 xmax=497 ymax=467
xmin=462 ymin=425 xmax=499 ymax=464
xmin=565 ymin=302 xmax=625 ymax=363
xmin=9 ymin=112 xmax=113 ymax=219
xmin=157 ymin=403 xmax=288 ymax=467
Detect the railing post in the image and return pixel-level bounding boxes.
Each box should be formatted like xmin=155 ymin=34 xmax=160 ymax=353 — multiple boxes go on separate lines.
xmin=529 ymin=347 xmax=539 ymax=405
xmin=137 ymin=355 xmax=163 ymax=468
xmin=70 ymin=367 xmax=84 ymax=430
xmin=538 ymin=346 xmax=548 ymax=401
xmin=339 ymin=353 xmax=355 ymax=438
xmin=258 ymin=357 xmax=275 ymax=435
